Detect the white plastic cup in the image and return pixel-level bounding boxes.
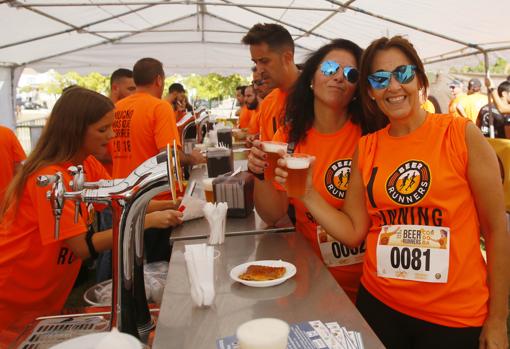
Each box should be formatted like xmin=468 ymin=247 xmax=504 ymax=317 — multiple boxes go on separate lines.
xmin=236 ymin=318 xmax=290 ymax=349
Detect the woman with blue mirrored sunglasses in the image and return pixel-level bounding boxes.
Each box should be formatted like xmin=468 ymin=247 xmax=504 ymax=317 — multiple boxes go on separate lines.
xmin=367 ymin=64 xmax=416 ymax=89
xmin=295 ymin=35 xmax=509 ymax=349
xmin=320 ymin=60 xmax=360 ymax=84
xmin=248 ymin=39 xmax=387 ymax=304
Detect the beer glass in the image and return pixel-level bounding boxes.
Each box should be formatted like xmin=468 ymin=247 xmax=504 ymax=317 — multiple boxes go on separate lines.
xmin=261 ymin=141 xmax=288 ymax=182
xmin=236 ymin=318 xmax=289 ymax=349
xmin=285 ymin=153 xmax=312 ymax=197
xmin=202 ymin=177 xmax=215 ymax=203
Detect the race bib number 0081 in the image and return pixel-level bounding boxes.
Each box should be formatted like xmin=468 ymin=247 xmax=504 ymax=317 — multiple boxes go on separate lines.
xmin=376 ymin=225 xmax=449 ymax=283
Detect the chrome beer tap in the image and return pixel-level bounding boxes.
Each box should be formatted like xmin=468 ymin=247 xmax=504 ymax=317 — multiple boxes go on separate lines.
xmin=37 ymin=149 xmax=181 ymax=341
xmin=36 ymin=172 xmax=65 ymax=240
xmin=68 ymin=165 xmax=85 ymax=223
xmin=196 ymin=108 xmax=210 ymax=144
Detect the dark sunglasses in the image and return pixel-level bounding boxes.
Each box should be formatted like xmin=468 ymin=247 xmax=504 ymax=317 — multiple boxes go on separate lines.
xmin=320 ymin=60 xmax=359 ymax=84
xmin=367 ymin=65 xmax=417 ymax=90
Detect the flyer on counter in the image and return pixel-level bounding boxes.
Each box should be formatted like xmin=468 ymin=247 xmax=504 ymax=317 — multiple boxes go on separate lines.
xmin=216 ymin=320 xmax=364 ymax=349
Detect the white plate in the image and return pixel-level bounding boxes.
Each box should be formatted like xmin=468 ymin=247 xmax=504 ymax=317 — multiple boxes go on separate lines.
xmin=50 ymin=332 xmax=142 ymax=349
xmin=229 ymin=260 xmax=296 ymax=287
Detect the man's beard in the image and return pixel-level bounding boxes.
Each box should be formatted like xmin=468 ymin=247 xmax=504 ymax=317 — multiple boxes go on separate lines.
xmin=246 ymin=100 xmax=258 ymax=110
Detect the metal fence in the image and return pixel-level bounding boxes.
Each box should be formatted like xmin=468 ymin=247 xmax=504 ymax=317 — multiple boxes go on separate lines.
xmin=16 ymin=117 xmax=47 ymax=154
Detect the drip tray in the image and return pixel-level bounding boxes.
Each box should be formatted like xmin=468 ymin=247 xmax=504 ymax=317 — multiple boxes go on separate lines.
xmin=15 ymin=315 xmax=109 ymax=349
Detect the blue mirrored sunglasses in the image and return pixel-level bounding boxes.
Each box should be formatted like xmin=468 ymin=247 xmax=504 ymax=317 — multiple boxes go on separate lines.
xmin=320 ymin=60 xmax=359 ymax=84
xmin=367 ymin=65 xmax=417 ymax=89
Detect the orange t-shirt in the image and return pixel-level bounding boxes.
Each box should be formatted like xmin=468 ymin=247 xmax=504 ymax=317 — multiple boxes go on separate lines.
xmin=111 ymin=92 xmax=181 ymax=178
xmin=0 ymin=126 xmax=26 ymax=200
xmin=357 ymin=114 xmax=488 ymax=327
xmin=448 ymin=93 xmax=467 ymax=117
xmin=0 ymin=156 xmax=110 ymax=337
xmin=238 ymin=105 xmax=253 ymax=129
xmin=258 ymin=88 xmax=287 ymax=141
xmin=248 ymin=106 xmax=261 ymax=135
xmin=273 ymin=120 xmax=363 ymax=302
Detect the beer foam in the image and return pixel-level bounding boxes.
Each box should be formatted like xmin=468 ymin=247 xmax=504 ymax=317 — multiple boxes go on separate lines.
xmin=202 ymin=177 xmax=214 ymax=191
xmin=286 ymin=157 xmax=310 ymax=169
xmin=261 ymin=141 xmax=288 ymax=153
xmin=236 ymin=318 xmax=289 ymax=349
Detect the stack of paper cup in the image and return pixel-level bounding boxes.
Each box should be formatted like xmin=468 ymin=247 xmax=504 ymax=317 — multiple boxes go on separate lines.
xmin=236 ymin=318 xmax=290 ymax=349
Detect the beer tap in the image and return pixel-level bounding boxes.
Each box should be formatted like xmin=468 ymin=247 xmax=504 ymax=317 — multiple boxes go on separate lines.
xmin=196 ymin=108 xmax=210 ymax=144
xmin=68 ymin=165 xmax=85 ymax=223
xmin=36 ymin=172 xmax=65 ymax=240
xmin=36 ymin=147 xmax=182 ymax=341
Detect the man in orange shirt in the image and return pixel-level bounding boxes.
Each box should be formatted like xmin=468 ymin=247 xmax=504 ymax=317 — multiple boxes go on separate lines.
xmin=238 ymin=85 xmax=257 ymax=129
xmin=247 ymin=66 xmax=273 ymax=139
xmin=110 ymin=68 xmax=136 ymax=104
xmin=0 ymin=126 xmax=26 ymax=200
xmin=99 ymin=68 xmax=137 ymax=176
xmin=242 ymin=23 xmax=299 ymax=141
xmin=112 ymin=58 xmax=200 ymax=262
xmin=234 ymin=85 xmax=246 ymax=117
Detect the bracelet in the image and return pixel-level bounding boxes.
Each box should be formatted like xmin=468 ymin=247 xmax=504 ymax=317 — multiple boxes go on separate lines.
xmin=489 ymin=87 xmax=495 ymax=93
xmin=85 ymin=228 xmax=99 ymax=260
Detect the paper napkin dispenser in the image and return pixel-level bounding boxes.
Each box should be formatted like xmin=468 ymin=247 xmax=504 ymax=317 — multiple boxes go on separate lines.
xmin=206 ymin=148 xmax=233 ymax=178
xmin=213 ymin=171 xmax=254 ymax=217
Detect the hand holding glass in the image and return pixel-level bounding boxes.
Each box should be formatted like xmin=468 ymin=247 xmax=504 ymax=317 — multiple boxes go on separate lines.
xmin=283 ymin=153 xmax=312 ymax=198
xmin=261 ymin=141 xmax=288 ymax=182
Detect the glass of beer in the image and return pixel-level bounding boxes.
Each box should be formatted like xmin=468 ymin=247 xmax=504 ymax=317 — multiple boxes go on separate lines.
xmin=261 ymin=141 xmax=288 ymax=182
xmin=285 ymin=153 xmax=312 ymax=198
xmin=237 ymin=318 xmax=289 ymax=349
xmin=202 ymin=177 xmax=215 ymax=203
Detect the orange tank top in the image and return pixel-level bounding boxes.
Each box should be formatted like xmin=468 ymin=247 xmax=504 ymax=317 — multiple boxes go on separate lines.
xmin=357 ymin=114 xmax=488 ymax=327
xmin=273 ymin=120 xmax=364 ymax=302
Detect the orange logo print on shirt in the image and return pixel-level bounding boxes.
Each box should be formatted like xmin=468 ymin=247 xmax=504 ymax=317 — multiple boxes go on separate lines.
xmin=325 ymin=159 xmax=352 ymax=199
xmin=386 ymin=160 xmax=431 ymax=205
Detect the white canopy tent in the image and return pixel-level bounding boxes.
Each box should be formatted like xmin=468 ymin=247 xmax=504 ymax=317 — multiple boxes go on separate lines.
xmin=1 ymin=0 xmax=509 ymax=127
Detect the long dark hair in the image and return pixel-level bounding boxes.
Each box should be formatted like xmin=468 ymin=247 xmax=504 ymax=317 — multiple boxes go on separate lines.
xmin=285 ymin=39 xmax=382 ymax=145
xmin=0 ymin=87 xmax=114 ymax=218
xmin=359 ymin=36 xmax=428 ymax=126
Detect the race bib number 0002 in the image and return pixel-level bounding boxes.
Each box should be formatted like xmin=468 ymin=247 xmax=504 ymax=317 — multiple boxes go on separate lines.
xmin=376 ymin=225 xmax=449 ymax=283
xmin=317 ymin=226 xmax=365 ymax=267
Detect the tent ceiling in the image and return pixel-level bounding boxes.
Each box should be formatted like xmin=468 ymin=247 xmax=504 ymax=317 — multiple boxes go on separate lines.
xmin=1 ymin=0 xmax=509 ymax=75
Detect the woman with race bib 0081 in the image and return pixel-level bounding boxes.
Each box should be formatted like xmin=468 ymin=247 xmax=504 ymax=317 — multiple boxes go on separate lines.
xmin=274 ymin=36 xmax=509 ymax=349
xmin=247 ymin=39 xmax=386 ymax=303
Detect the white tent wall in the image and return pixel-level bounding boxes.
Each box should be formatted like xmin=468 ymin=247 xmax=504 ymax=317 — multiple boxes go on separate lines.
xmin=1 ymin=1 xmax=509 ymax=80
xmin=0 ymin=66 xmax=21 ymax=129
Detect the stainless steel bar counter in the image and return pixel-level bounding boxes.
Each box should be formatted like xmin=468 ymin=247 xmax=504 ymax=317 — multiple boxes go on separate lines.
xmin=153 ymin=232 xmax=384 ymax=349
xmin=172 ymin=162 xmax=293 ymax=241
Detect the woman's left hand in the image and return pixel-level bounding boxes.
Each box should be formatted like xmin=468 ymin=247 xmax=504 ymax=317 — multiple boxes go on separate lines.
xmin=479 ymin=316 xmax=508 ymax=349
xmin=145 ymin=209 xmax=183 ymax=229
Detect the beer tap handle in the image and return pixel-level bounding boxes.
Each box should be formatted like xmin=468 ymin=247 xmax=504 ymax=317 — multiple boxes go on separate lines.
xmin=68 ymin=165 xmax=85 ymax=224
xmin=38 ymin=172 xmax=65 ymax=241
xmin=173 ymin=139 xmax=184 ymax=193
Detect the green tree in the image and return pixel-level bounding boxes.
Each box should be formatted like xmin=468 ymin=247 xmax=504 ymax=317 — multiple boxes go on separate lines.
xmin=38 ymin=71 xmax=109 ymax=95
xmin=183 ymin=73 xmax=249 ymax=100
xmin=450 ymin=57 xmax=508 ymax=74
